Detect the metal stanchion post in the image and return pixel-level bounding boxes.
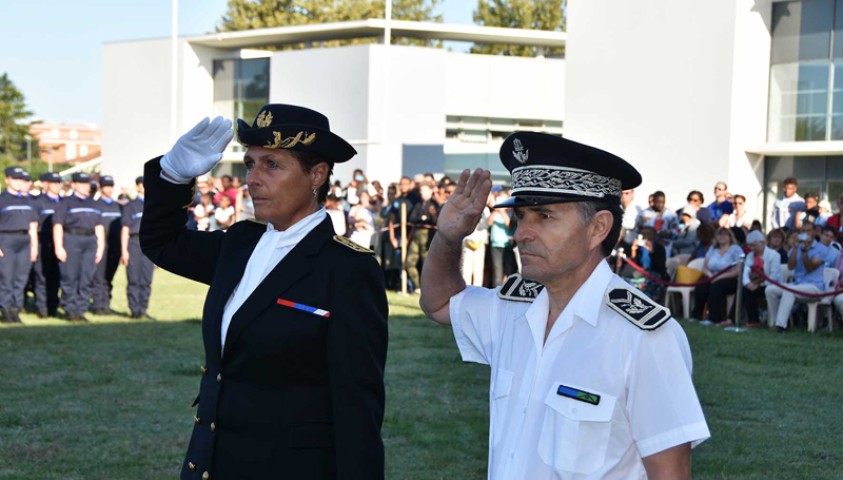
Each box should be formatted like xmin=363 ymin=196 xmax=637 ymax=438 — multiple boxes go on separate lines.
xmin=400 ymin=202 xmax=408 ymax=295
xmin=615 ymin=247 xmax=625 ymax=274
xmin=724 ymin=253 xmax=746 ymax=333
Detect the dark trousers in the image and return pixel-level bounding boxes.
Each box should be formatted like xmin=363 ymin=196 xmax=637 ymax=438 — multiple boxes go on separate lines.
xmin=405 ymin=228 xmax=431 ymax=291
xmin=126 ymin=238 xmax=154 ymax=314
xmin=33 ymin=241 xmax=60 ymax=315
xmin=91 ymin=237 xmax=120 ymax=309
xmin=693 ymin=277 xmax=739 ymax=322
xmin=728 ymin=285 xmax=767 ymax=324
xmin=489 ymin=245 xmax=516 ymax=287
xmin=59 ymin=234 xmax=97 ymax=315
xmin=0 ymin=233 xmax=32 ymax=310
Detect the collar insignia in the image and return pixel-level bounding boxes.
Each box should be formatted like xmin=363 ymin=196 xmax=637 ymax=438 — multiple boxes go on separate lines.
xmin=605 ymin=287 xmax=671 ymax=330
xmin=512 ymin=138 xmax=529 ymax=164
xmin=256 ymin=110 xmax=273 ymax=128
xmin=497 ymin=273 xmax=543 ymax=302
xmin=333 ymin=234 xmax=374 ymax=254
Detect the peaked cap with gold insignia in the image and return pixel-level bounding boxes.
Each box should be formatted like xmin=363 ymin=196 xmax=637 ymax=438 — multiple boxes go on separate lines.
xmin=236 ymin=104 xmax=356 ymax=163
xmin=494 ymin=132 xmax=642 ymax=208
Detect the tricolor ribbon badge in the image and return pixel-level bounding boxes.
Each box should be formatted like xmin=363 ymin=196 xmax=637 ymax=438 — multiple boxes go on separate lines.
xmin=276 ymin=298 xmax=330 ymax=318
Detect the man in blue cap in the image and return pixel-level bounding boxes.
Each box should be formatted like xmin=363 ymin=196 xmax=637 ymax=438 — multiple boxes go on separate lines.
xmin=121 ymin=176 xmax=154 ymax=319
xmin=0 ymin=166 xmax=38 ymax=322
xmin=420 ymin=132 xmax=710 ymax=479
xmin=91 ymin=175 xmax=122 ymax=315
xmin=32 ymin=172 xmax=63 ymax=317
xmin=53 ymin=172 xmax=105 ymax=321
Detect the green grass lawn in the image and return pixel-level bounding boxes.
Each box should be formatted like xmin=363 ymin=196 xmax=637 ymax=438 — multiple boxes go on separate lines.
xmin=0 ymin=267 xmax=842 ymax=479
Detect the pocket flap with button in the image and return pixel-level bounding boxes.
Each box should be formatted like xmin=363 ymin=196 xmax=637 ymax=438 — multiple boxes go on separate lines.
xmin=544 ymin=383 xmax=615 ymax=422
xmin=492 ymin=368 xmax=515 ymax=399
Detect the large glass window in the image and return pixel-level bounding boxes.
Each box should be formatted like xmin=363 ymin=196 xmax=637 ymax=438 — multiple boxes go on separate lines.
xmin=767 ymin=0 xmax=843 ymax=142
xmin=213 ymin=58 xmax=270 ymax=152
xmin=763 ymin=155 xmax=843 ymax=225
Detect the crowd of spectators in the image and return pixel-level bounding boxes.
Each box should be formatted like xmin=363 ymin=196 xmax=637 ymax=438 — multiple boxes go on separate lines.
xmin=189 ymin=168 xmax=843 ymax=332
xmin=616 ymin=177 xmax=843 ymax=331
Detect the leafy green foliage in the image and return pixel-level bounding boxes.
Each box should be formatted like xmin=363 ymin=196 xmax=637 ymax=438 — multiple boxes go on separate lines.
xmin=0 ymin=73 xmax=33 ymax=163
xmin=471 ymin=0 xmax=565 ymax=57
xmin=218 ymin=0 xmax=442 ymax=47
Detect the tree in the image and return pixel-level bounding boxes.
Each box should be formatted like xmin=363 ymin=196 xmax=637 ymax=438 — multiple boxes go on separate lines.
xmin=217 ymin=0 xmax=442 ymax=47
xmin=0 ymin=73 xmax=33 ymax=162
xmin=471 ymin=0 xmax=566 ymax=57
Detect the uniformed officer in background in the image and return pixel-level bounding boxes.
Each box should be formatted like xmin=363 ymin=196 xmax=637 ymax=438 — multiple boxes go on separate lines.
xmin=53 ymin=172 xmax=105 ymax=321
xmin=121 ymin=176 xmax=154 ymax=319
xmin=32 ymin=172 xmax=63 ymax=318
xmin=0 ymin=166 xmax=38 ymax=322
xmin=91 ymin=175 xmax=122 ymax=315
xmin=20 ymin=171 xmax=33 ymax=196
xmin=421 ymin=132 xmax=710 ymax=479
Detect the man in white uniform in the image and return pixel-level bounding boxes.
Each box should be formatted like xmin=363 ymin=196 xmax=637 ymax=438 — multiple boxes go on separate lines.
xmin=420 ymin=132 xmax=710 ymax=479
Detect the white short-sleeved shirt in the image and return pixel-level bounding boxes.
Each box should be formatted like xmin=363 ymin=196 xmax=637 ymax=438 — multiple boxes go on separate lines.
xmin=450 ymin=261 xmax=710 ymax=479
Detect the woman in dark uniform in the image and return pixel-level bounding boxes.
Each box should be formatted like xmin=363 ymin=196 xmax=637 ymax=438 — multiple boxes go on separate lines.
xmin=140 ymin=104 xmax=388 ymax=480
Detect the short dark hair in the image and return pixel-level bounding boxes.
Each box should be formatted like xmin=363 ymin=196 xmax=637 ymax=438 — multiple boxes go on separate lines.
xmin=290 ymin=151 xmax=333 ymax=203
xmin=576 ymin=200 xmax=624 ymax=257
xmin=652 ymin=190 xmax=666 ymax=200
xmin=805 ymin=192 xmax=818 ymax=200
xmin=687 ymin=190 xmax=704 ymax=203
xmin=783 ymin=177 xmax=798 ymax=187
xmin=822 ymin=225 xmax=836 ymax=235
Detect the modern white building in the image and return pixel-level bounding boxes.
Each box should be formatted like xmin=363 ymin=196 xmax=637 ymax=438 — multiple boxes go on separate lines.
xmin=104 ymin=2 xmax=843 ymax=227
xmin=102 ymin=20 xmax=565 ymax=189
xmin=566 ymin=0 xmax=843 ymax=226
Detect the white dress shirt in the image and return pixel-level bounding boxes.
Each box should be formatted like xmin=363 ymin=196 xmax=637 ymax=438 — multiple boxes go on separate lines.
xmin=450 ymin=261 xmax=710 ymax=479
xmin=220 ymin=207 xmax=327 ymax=348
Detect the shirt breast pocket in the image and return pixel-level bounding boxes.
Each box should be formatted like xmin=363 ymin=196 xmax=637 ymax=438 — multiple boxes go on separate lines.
xmin=490 ymin=368 xmax=514 ymax=448
xmin=537 ymin=383 xmax=616 ymax=475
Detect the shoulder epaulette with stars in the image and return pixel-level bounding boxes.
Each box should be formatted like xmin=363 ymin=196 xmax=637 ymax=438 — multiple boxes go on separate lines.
xmin=497 ymin=273 xmax=544 ymax=302
xmin=333 ymin=235 xmax=374 ymax=254
xmin=605 ymin=287 xmax=671 ymax=330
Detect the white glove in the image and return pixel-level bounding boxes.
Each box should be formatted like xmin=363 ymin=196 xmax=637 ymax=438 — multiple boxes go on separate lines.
xmin=160 ymin=116 xmax=235 ymax=184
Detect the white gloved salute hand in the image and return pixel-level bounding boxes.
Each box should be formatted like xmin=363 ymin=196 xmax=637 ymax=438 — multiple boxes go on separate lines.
xmin=160 ymin=116 xmax=235 ymax=184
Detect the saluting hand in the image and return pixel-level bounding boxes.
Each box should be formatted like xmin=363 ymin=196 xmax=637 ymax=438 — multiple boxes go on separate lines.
xmin=160 ymin=116 xmax=235 ymax=184
xmin=436 ymin=168 xmax=492 ymax=245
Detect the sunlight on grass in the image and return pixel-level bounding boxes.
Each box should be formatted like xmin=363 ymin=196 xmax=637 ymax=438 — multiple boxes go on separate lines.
xmin=1 ymin=269 xmax=842 ymax=478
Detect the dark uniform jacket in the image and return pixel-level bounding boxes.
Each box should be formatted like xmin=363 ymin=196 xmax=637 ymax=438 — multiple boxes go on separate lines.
xmin=139 ymin=159 xmax=388 ymax=480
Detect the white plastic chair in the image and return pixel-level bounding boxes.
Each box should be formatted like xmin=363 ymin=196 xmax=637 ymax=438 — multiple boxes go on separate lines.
xmin=663 ymin=258 xmax=706 ymax=319
xmin=795 ymin=268 xmax=840 ymax=332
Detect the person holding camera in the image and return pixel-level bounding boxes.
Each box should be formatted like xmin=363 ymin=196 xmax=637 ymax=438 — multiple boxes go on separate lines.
xmin=765 ymin=222 xmax=829 ymax=332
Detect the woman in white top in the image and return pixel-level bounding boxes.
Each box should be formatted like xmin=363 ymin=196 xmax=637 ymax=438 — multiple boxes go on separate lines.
xmin=691 ymin=227 xmax=743 ymax=324
xmin=725 ymin=194 xmax=753 ymax=229
xmin=348 ymin=190 xmax=376 ymax=248
xmin=726 ymin=230 xmax=782 ymax=327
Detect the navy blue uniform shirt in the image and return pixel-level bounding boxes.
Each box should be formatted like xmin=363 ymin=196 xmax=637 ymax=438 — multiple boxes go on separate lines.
xmin=97 ymin=197 xmax=123 ymax=227
xmin=0 ymin=190 xmax=38 ymax=231
xmin=121 ymin=196 xmax=144 ymax=235
xmin=53 ymin=194 xmax=103 ymax=232
xmin=35 ymin=193 xmax=62 ymax=238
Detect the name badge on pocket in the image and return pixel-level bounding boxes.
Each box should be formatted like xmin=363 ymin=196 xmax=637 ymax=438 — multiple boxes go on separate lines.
xmin=557 ymin=384 xmax=600 ymax=405
xmin=276 ymin=298 xmax=330 ymax=318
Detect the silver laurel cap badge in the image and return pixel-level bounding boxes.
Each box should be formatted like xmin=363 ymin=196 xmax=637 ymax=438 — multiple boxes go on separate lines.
xmin=512 ymin=138 xmax=529 ymax=164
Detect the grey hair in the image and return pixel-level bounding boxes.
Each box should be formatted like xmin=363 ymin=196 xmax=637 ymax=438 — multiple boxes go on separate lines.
xmin=575 ymin=200 xmax=624 ymax=257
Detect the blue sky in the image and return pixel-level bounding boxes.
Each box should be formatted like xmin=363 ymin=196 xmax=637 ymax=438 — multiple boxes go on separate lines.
xmin=0 ymin=0 xmax=475 ymax=126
